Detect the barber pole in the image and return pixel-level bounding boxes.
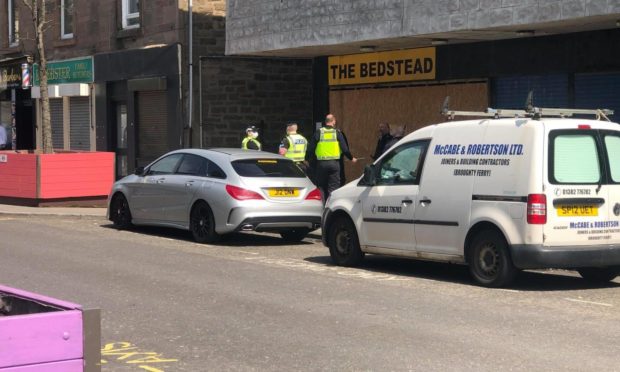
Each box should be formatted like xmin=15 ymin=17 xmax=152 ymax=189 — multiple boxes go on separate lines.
xmin=21 ymin=63 xmax=31 ymax=89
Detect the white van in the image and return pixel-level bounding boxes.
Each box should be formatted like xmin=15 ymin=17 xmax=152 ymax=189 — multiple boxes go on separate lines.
xmin=322 ymin=105 xmax=620 ymax=287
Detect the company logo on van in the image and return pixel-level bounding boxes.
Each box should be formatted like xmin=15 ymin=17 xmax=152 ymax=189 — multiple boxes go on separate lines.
xmin=371 ymin=204 xmax=402 ymax=214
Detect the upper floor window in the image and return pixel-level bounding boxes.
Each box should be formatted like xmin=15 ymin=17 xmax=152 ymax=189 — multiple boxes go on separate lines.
xmin=8 ymin=0 xmax=18 ymax=46
xmin=61 ymin=0 xmax=74 ymax=39
xmin=122 ymin=0 xmax=140 ymax=29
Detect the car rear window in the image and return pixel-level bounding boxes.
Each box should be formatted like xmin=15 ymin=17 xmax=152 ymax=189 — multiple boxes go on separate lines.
xmin=232 ymin=159 xmax=306 ymax=178
xmin=551 ymin=133 xmax=601 ymax=183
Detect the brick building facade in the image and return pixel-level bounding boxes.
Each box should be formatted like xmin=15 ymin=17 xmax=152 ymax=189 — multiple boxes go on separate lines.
xmin=0 ymin=0 xmax=212 ymax=177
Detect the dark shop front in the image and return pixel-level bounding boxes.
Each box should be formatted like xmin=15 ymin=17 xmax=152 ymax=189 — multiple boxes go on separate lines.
xmin=0 ymin=58 xmax=34 ymax=150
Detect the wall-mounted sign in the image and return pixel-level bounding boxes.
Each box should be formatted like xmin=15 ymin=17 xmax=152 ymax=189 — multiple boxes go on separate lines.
xmin=33 ymin=56 xmax=94 ymax=85
xmin=328 ymin=47 xmax=436 ymax=86
xmin=0 ymin=64 xmax=23 ymax=89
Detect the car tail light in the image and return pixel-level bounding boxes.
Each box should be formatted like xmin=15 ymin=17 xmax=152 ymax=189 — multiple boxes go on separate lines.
xmin=305 ymin=188 xmax=322 ymax=200
xmin=578 ymin=124 xmax=591 ymax=129
xmin=527 ymin=193 xmax=547 ymax=224
xmin=226 ymin=185 xmax=264 ymax=200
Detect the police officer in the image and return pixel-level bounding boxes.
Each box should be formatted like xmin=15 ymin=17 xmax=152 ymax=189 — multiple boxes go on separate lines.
xmin=279 ymin=122 xmax=309 ymax=173
xmin=306 ymin=114 xmax=357 ymax=201
xmin=241 ymin=126 xmax=261 ymax=150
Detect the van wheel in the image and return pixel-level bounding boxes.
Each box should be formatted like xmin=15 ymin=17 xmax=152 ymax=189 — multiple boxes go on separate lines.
xmin=190 ymin=201 xmax=220 ymax=244
xmin=110 ymin=193 xmax=132 ymax=229
xmin=469 ymin=230 xmax=517 ymax=287
xmin=328 ymin=216 xmax=364 ymax=266
xmin=578 ymin=267 xmax=619 ymax=282
xmin=280 ymin=228 xmax=310 ymax=242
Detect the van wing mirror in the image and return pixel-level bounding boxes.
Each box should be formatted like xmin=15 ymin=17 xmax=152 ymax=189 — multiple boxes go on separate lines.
xmin=361 ymin=164 xmax=377 ymax=186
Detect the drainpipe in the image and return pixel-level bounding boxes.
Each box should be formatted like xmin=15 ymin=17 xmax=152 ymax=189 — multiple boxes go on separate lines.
xmin=199 ymin=57 xmax=203 ymax=148
xmin=188 ymin=0 xmax=193 ymax=146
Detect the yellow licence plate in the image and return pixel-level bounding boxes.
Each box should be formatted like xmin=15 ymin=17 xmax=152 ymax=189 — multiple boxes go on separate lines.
xmin=557 ymin=205 xmax=598 ymax=217
xmin=268 ymin=188 xmax=299 ymax=197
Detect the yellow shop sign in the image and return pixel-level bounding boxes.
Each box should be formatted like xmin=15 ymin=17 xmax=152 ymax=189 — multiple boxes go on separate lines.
xmin=328 ymin=47 xmax=436 ymax=86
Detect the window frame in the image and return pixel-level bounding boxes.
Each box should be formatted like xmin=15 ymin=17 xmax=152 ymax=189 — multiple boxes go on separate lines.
xmin=121 ymin=0 xmax=140 ymax=29
xmin=372 ymin=140 xmax=429 ymax=186
xmin=7 ymin=0 xmax=18 ymax=46
xmin=60 ymin=0 xmax=74 ymax=39
xmin=602 ymin=131 xmax=620 ymax=184
xmin=145 ymin=154 xmax=183 ymax=176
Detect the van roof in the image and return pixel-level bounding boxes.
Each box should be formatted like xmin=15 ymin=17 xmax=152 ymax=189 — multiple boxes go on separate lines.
xmin=403 ymin=117 xmax=620 ymax=142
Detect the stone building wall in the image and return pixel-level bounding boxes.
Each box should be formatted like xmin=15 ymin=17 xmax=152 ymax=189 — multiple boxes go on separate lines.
xmin=226 ymin=0 xmax=620 ymax=55
xmin=201 ymin=57 xmax=313 ymax=152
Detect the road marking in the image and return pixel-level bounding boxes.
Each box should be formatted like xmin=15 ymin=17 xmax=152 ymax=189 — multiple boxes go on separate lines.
xmin=564 ymin=298 xmax=612 ymax=307
xmin=102 ymin=342 xmax=178 ymax=371
xmin=244 ymin=256 xmax=410 ymax=282
xmin=239 ymin=250 xmax=259 ymax=255
xmin=496 ymin=288 xmax=520 ymax=293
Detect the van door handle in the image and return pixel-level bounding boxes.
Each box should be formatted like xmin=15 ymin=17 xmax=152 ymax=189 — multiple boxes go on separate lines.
xmin=419 ymin=199 xmax=431 ymax=205
xmin=402 ymin=199 xmax=413 ymax=205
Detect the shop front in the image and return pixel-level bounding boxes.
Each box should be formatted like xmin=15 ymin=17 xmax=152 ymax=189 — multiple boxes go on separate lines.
xmin=324 ymin=29 xmax=620 ymax=181
xmin=32 ymin=56 xmax=95 ymax=151
xmin=327 ymin=47 xmax=488 ymax=179
xmin=0 ymin=57 xmax=35 ymax=151
xmin=94 ymin=44 xmax=182 ymax=179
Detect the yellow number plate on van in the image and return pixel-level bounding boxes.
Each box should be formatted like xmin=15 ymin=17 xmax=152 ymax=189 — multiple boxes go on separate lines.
xmin=268 ymin=188 xmax=299 ymax=197
xmin=557 ymin=205 xmax=598 ymax=217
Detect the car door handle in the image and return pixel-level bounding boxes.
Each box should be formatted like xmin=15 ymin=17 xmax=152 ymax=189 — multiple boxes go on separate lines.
xmin=185 ymin=181 xmax=195 ymax=187
xmin=156 ymin=178 xmax=165 ymax=184
xmin=419 ymin=199 xmax=431 ymax=205
xmin=402 ymin=199 xmax=413 ymax=205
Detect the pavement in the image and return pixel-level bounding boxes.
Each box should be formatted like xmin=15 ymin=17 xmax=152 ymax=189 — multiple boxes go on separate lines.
xmin=0 ymin=204 xmax=107 ymax=217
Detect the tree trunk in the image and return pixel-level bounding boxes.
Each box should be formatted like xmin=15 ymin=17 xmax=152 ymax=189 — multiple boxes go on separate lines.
xmin=36 ymin=0 xmax=52 ymax=154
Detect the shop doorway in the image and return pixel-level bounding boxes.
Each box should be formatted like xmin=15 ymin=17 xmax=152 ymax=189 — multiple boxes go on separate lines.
xmin=114 ymin=102 xmax=129 ymax=178
xmin=14 ymin=88 xmax=34 ymax=150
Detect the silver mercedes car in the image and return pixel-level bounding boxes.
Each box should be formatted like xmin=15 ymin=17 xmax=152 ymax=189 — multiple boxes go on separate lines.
xmin=107 ymin=148 xmax=323 ymax=243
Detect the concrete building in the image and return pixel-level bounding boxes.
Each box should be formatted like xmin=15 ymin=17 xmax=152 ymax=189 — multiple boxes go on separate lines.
xmin=226 ymin=0 xmax=620 ymax=179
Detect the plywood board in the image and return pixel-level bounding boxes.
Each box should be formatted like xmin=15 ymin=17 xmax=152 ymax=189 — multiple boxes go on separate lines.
xmin=328 ymin=82 xmax=488 ymax=182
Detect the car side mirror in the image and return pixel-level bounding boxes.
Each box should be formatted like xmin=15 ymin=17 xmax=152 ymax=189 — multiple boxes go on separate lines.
xmin=134 ymin=166 xmax=145 ymax=176
xmin=361 ymin=164 xmax=377 ymax=186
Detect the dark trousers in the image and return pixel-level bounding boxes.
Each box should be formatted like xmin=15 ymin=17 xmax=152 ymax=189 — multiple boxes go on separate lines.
xmin=315 ymin=160 xmax=340 ymax=202
xmin=295 ymin=161 xmax=309 ymax=177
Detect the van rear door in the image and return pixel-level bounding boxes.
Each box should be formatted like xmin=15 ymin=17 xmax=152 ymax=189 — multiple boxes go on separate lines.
xmin=544 ymin=127 xmax=620 ymax=246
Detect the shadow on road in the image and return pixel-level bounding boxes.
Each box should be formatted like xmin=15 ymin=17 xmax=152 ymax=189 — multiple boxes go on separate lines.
xmin=304 ymin=255 xmax=620 ymax=291
xmin=101 ymin=223 xmax=316 ymax=247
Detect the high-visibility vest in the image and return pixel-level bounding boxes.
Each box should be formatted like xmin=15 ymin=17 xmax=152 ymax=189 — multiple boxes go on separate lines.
xmin=241 ymin=137 xmax=262 ymax=150
xmin=315 ymin=127 xmax=340 ymax=160
xmin=284 ymin=133 xmax=307 ymax=162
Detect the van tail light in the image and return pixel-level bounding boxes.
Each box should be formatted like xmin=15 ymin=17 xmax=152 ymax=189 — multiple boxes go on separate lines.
xmin=226 ymin=185 xmax=264 ymax=200
xmin=305 ymin=188 xmax=322 ymax=201
xmin=527 ymin=194 xmax=547 ymax=224
xmin=578 ymin=124 xmax=591 ymax=130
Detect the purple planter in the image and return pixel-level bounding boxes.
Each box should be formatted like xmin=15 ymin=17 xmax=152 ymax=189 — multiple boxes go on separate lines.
xmin=0 ymin=285 xmax=100 ymax=372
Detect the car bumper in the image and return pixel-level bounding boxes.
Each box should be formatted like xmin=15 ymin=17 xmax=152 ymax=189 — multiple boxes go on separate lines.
xmin=511 ymin=244 xmax=620 ymax=269
xmin=235 ymin=216 xmax=321 ymax=232
xmin=221 ymin=202 xmax=323 ymax=234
